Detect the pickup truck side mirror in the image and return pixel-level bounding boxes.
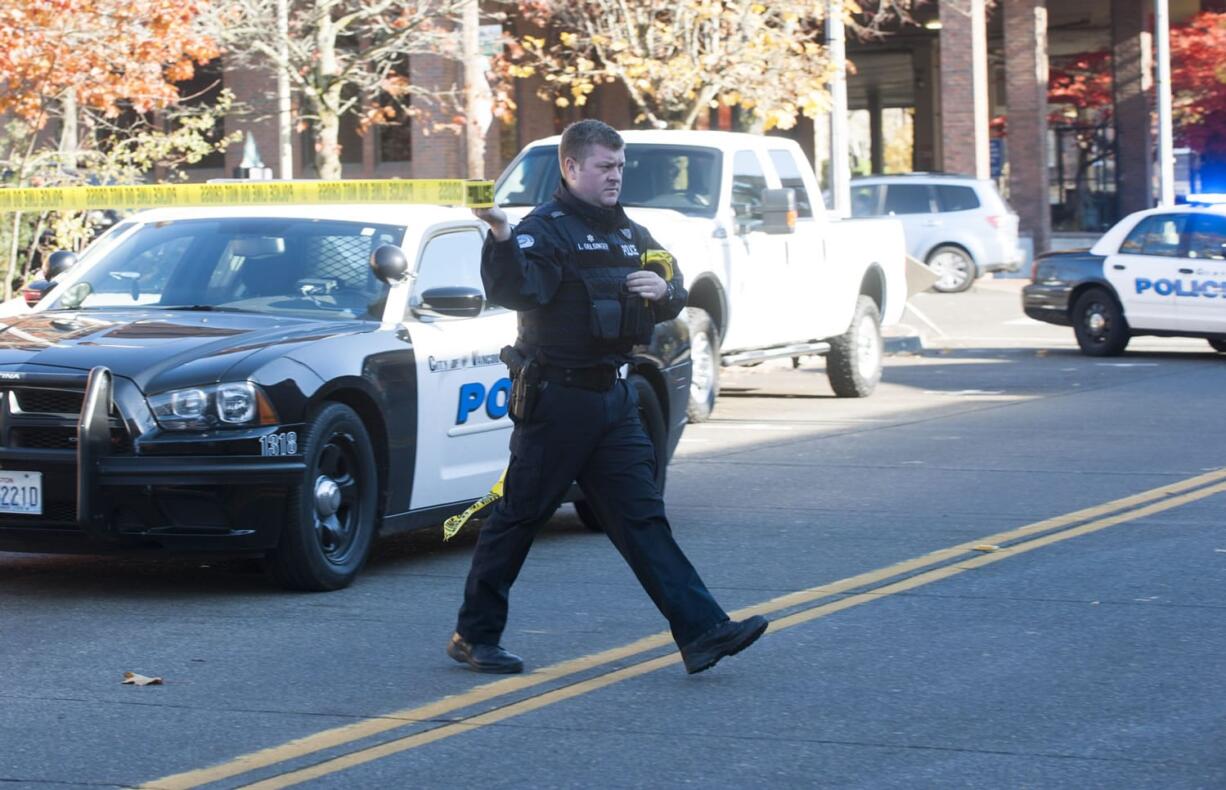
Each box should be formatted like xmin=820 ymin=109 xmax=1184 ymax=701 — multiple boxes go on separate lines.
xmin=760 ymin=188 xmax=797 ymax=235
xmin=412 ymin=286 xmax=485 ymax=319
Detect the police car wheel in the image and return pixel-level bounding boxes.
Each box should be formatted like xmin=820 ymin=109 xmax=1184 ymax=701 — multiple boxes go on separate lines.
xmin=686 ymin=307 xmax=720 ymax=422
xmin=575 ymin=375 xmax=668 ymax=533
xmin=1072 ymin=289 xmax=1130 ymax=357
xmin=1208 ymin=338 xmax=1226 ymax=353
xmin=827 ymin=295 xmax=883 ymax=398
xmin=265 ymin=402 xmax=378 ymax=591
xmin=927 ymin=246 xmax=976 ymax=293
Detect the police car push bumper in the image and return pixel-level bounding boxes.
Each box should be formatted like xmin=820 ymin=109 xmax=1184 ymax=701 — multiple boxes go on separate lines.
xmin=0 ymin=365 xmax=306 ymax=546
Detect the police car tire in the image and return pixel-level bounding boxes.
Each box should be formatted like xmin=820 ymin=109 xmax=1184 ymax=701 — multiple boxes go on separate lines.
xmin=685 ymin=307 xmax=720 ymax=423
xmin=1208 ymin=338 xmax=1226 ymax=353
xmin=928 ymin=246 xmax=976 ymax=293
xmin=575 ymin=374 xmax=668 ymax=533
xmin=1072 ymin=289 xmax=1130 ymax=357
xmin=265 ymin=402 xmax=378 ymax=591
xmin=826 ymin=295 xmax=883 ymax=398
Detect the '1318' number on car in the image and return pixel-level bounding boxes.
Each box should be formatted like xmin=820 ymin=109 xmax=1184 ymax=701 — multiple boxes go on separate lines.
xmin=260 ymin=431 xmax=299 ymax=457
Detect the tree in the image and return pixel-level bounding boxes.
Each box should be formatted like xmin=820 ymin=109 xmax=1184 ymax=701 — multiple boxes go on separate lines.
xmin=0 ymin=0 xmax=218 ymax=126
xmin=503 ymin=1 xmax=833 ymax=131
xmin=1042 ymin=13 xmax=1226 ymax=222
xmin=1170 ymin=12 xmax=1226 ymax=160
xmin=208 ymin=0 xmax=471 ymax=179
xmin=0 ymin=0 xmax=222 ymax=298
xmin=1046 ymin=50 xmax=1114 ymax=230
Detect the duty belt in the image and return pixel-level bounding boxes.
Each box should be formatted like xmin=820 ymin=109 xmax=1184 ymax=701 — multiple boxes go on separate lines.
xmin=539 ymin=364 xmax=622 ymax=391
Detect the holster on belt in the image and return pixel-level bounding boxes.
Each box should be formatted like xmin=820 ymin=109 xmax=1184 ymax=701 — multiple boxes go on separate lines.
xmin=500 ymin=345 xmax=541 ymax=421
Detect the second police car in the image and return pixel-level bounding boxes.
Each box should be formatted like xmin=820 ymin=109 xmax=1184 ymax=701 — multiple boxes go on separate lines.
xmin=1023 ymin=201 xmax=1226 ymax=355
xmin=0 ymin=205 xmax=691 ymax=590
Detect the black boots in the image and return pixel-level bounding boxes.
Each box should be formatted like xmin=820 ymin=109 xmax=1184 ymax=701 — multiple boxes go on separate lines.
xmin=679 ymin=616 xmax=769 ymax=675
xmin=448 ymin=616 xmax=768 ymax=677
xmin=447 ymin=633 xmax=525 ymax=674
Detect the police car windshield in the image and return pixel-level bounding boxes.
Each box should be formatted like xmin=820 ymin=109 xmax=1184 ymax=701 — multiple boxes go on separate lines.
xmin=496 ymin=144 xmax=722 ymax=218
xmin=42 ymin=217 xmax=405 ymax=321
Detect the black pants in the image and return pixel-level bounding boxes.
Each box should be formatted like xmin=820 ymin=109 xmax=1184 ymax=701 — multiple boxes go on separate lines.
xmin=456 ymin=378 xmax=728 ymax=648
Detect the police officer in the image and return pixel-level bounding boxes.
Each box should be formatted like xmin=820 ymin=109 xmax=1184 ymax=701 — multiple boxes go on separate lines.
xmin=447 ymin=119 xmax=767 ymax=675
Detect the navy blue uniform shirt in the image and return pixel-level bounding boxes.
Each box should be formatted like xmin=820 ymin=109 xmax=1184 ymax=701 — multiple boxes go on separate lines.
xmin=481 ymin=183 xmax=688 ymax=367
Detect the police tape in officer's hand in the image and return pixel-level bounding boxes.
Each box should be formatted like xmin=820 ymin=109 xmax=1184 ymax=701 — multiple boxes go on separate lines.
xmin=443 ymin=469 xmax=506 ymax=541
xmin=640 ymin=249 xmax=674 ymax=283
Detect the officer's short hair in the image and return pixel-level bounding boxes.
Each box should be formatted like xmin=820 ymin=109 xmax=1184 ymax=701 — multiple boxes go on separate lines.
xmin=559 ymin=120 xmax=624 ymax=167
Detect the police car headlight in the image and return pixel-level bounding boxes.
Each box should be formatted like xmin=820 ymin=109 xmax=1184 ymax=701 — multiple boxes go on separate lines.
xmin=149 ymin=382 xmax=279 ymax=430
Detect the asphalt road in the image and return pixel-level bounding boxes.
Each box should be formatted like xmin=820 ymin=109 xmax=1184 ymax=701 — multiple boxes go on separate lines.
xmin=3 ymin=280 xmax=1225 ymax=789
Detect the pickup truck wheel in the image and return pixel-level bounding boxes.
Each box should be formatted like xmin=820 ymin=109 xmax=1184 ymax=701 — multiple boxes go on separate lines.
xmin=685 ymin=307 xmax=720 ymax=422
xmin=265 ymin=403 xmax=378 ymax=591
xmin=826 ymin=295 xmax=883 ymax=398
xmin=1208 ymin=338 xmax=1226 ymax=353
xmin=927 ymin=246 xmax=976 ymax=293
xmin=575 ymin=374 xmax=668 ymax=533
xmin=1072 ymin=289 xmax=1130 ymax=357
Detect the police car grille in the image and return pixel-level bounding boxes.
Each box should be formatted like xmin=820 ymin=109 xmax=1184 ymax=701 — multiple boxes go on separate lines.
xmin=2 ymin=386 xmax=132 ymax=453
xmin=11 ymin=388 xmax=85 ymax=415
xmin=8 ymin=426 xmax=132 ymax=453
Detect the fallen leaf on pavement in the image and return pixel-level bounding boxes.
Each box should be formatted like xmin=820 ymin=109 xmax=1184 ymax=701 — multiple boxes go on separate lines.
xmin=972 ymin=544 xmax=1000 ymax=552
xmin=122 ymin=672 xmax=163 ymax=686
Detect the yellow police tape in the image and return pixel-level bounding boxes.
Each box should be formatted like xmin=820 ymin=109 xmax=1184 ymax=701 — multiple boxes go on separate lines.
xmin=0 ymin=179 xmax=495 ymax=212
xmin=641 ymin=249 xmax=674 ymax=282
xmin=442 ymin=469 xmax=506 ymax=541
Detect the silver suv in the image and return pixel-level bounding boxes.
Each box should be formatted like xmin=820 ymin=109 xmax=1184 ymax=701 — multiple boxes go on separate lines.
xmin=850 ymin=174 xmax=1022 ymax=293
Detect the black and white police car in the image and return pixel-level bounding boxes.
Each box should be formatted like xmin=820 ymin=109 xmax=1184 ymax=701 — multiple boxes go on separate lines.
xmin=1023 ymin=200 xmax=1226 ymax=355
xmin=0 ymin=205 xmax=691 ymax=589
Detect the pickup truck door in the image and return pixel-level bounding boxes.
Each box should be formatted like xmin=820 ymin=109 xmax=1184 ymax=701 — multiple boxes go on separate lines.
xmin=1104 ymin=213 xmax=1190 ymax=331
xmin=767 ymin=147 xmax=827 ymax=338
xmin=401 ymin=227 xmax=516 ymax=510
xmin=722 ymin=149 xmax=795 ymax=350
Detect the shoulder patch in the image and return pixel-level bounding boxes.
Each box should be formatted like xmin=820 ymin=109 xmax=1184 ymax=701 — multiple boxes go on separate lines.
xmin=550 ymin=211 xmax=567 ymax=218
xmin=516 ymin=234 xmax=535 ymax=249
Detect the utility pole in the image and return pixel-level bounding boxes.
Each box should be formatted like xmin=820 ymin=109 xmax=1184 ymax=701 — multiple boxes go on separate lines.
xmin=827 ymin=0 xmax=850 ymax=217
xmin=275 ymin=0 xmax=293 ymax=179
xmin=462 ymin=0 xmax=485 ymax=179
xmin=1154 ymin=0 xmax=1175 ymax=206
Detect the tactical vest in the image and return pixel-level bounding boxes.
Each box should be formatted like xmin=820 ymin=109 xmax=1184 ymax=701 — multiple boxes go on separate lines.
xmin=518 ymin=203 xmax=656 ymax=357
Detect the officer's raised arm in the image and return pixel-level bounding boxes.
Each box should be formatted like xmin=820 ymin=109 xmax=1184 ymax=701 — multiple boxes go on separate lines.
xmin=474 ymin=212 xmax=563 ymax=311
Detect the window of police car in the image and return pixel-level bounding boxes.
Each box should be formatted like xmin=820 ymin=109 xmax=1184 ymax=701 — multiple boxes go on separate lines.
xmin=411 ymin=230 xmax=486 ymax=303
xmin=46 ymin=218 xmax=404 ymax=319
xmin=1187 ymin=214 xmax=1226 ymax=260
xmin=1119 ymin=214 xmax=1189 ymax=257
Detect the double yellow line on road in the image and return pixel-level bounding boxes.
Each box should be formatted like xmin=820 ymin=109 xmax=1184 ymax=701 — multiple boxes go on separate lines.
xmin=143 ymin=467 xmax=1226 ymax=789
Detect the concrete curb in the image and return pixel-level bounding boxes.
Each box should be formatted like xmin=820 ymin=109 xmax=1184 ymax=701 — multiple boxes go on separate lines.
xmin=884 ymin=331 xmax=923 ymax=355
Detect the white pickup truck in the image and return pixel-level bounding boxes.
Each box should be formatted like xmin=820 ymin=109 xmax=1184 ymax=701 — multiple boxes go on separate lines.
xmin=495 ymin=130 xmax=909 ymax=419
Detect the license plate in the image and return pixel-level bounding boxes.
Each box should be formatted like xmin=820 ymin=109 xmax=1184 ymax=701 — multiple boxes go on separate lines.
xmin=0 ymin=471 xmax=42 ymax=515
